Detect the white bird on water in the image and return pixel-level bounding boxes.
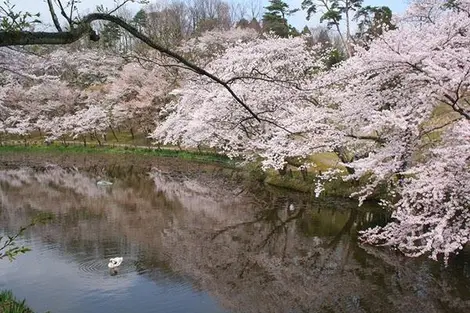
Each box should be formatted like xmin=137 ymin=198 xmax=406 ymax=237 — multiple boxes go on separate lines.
xmin=108 ymin=257 xmax=123 ymax=275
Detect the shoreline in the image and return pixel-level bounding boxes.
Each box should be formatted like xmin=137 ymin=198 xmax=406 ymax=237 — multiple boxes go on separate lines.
xmin=0 ymin=145 xmax=380 ymax=201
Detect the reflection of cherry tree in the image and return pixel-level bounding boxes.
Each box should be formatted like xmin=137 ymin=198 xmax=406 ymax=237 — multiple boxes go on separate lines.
xmin=149 ymin=169 xmax=247 ymax=222
xmin=0 ymin=165 xmax=173 ymax=259
xmin=157 ymin=175 xmax=469 ymax=313
xmin=1 ymin=165 xmax=468 ymax=313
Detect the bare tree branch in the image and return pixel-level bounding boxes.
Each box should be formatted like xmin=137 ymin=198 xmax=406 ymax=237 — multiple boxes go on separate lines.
xmin=69 ymin=0 xmax=75 ymax=22
xmin=442 ymin=94 xmax=470 ymax=120
xmin=346 ymin=133 xmax=385 ymax=144
xmin=226 ymin=68 xmax=304 ymax=90
xmin=55 ymin=0 xmax=73 ymax=26
xmin=108 ymin=0 xmax=132 ymax=15
xmin=419 ymin=116 xmax=462 ymax=139
xmin=47 ymin=0 xmax=63 ymax=32
xmin=125 ymin=54 xmax=194 ymax=75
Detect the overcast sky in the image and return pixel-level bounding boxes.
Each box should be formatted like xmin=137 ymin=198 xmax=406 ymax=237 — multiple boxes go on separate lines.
xmin=12 ymin=0 xmax=409 ymax=30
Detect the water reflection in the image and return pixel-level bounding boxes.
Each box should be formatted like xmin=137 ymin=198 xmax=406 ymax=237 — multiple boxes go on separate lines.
xmin=0 ymin=165 xmax=469 ymax=313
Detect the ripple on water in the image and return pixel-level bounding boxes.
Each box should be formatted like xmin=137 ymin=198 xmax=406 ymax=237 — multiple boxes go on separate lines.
xmin=77 ymin=255 xmax=140 ymax=277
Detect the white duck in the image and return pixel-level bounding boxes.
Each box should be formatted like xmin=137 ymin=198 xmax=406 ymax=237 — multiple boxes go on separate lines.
xmin=108 ymin=257 xmax=123 ymax=269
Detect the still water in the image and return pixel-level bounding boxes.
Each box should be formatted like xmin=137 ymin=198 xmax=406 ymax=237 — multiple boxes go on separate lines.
xmin=0 ymin=163 xmax=469 ymax=313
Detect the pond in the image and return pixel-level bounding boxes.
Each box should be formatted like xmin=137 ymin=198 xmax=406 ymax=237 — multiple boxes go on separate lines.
xmin=0 ymin=162 xmax=469 ymax=313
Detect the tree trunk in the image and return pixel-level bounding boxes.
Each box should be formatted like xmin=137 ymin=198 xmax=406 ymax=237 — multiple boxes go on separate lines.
xmin=288 ymin=168 xmax=293 ymax=178
xmin=110 ymin=126 xmax=119 ymax=142
xmin=278 ymin=164 xmax=287 ymax=176
xmin=345 ymin=6 xmax=352 ymax=56
xmin=95 ymin=131 xmax=102 ymax=146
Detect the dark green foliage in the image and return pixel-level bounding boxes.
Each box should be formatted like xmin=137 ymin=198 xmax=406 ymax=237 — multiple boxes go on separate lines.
xmin=302 ymin=0 xmax=364 ymax=27
xmin=100 ymin=21 xmax=121 ymax=50
xmin=132 ymin=9 xmax=147 ymax=30
xmin=354 ymin=5 xmax=395 ymax=44
xmin=319 ymin=6 xmax=342 ymax=29
xmin=301 ymin=25 xmax=311 ymax=35
xmin=444 ymin=0 xmax=461 ymax=11
xmin=236 ymin=18 xmax=262 ymax=33
xmin=289 ymin=26 xmax=300 ymax=37
xmin=326 ymin=48 xmax=345 ymax=68
xmin=248 ymin=18 xmax=262 ymax=32
xmin=0 ymin=0 xmax=41 ymax=31
xmin=301 ymin=0 xmax=317 ymax=21
xmin=0 ymin=290 xmax=35 ymax=313
xmin=262 ymin=0 xmax=299 ymax=37
xmin=236 ymin=18 xmax=249 ymax=28
xmin=0 ymin=214 xmax=53 ymax=262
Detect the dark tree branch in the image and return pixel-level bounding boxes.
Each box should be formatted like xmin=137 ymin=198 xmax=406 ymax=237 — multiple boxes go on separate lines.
xmin=225 ymin=68 xmax=304 ymax=90
xmin=442 ymin=94 xmax=470 ymax=120
xmin=125 ymin=54 xmax=193 ymax=75
xmin=47 ymin=0 xmax=63 ymax=32
xmin=55 ymin=0 xmax=73 ymax=26
xmin=259 ymin=117 xmax=296 ymax=135
xmin=108 ymin=0 xmax=132 ymax=15
xmin=0 ymin=66 xmax=38 ymax=80
xmin=69 ymin=0 xmax=75 ymax=23
xmin=419 ymin=116 xmax=462 ymax=139
xmin=346 ymin=133 xmax=385 ymax=144
xmin=0 ymin=13 xmax=260 ymax=121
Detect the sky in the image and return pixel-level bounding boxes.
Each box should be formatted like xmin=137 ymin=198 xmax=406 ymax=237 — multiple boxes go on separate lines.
xmin=11 ymin=0 xmax=410 ymax=30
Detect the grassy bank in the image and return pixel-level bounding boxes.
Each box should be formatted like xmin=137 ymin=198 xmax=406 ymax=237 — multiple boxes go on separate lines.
xmin=0 ymin=290 xmax=38 ymax=313
xmin=0 ymin=144 xmax=233 ymax=165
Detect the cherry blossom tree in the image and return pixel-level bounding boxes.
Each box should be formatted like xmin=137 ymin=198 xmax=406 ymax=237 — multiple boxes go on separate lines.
xmin=179 ymin=27 xmax=259 ymax=66
xmin=0 ymin=48 xmax=120 ymax=144
xmin=106 ymin=61 xmax=176 ymax=139
xmin=152 ymin=34 xmax=338 ymax=169
xmin=0 ymin=0 xmax=260 ymax=121
xmin=66 ymin=106 xmax=109 ymax=146
xmin=310 ymin=0 xmax=470 ymax=262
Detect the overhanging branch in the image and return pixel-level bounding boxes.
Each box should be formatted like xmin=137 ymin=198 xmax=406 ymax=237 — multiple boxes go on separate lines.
xmin=0 ymin=13 xmax=260 ymax=121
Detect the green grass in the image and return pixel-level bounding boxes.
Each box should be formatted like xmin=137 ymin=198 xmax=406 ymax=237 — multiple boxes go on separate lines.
xmin=0 ymin=290 xmax=36 ymax=313
xmin=0 ymin=131 xmax=387 ymax=198
xmin=0 ymin=144 xmax=234 ymax=165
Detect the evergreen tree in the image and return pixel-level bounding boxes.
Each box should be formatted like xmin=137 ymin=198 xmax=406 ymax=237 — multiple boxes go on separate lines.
xmin=301 ymin=25 xmax=311 ymax=35
xmin=354 ymin=6 xmax=395 ymax=45
xmin=100 ymin=22 xmax=121 ymax=51
xmin=262 ymin=0 xmax=299 ymax=37
xmin=132 ymin=9 xmax=147 ymax=31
